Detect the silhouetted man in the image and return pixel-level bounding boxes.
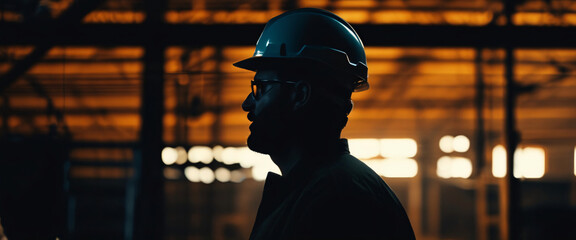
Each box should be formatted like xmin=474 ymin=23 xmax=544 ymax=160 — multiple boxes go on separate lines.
xmin=235 ymin=8 xmax=416 ymax=240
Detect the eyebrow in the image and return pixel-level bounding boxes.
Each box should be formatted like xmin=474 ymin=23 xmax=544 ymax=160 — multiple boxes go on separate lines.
xmin=253 ymin=74 xmax=279 ymax=81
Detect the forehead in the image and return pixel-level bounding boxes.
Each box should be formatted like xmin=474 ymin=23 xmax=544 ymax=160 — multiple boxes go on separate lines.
xmin=254 ymin=69 xmax=281 ymax=81
xmin=254 ymin=68 xmax=315 ymax=82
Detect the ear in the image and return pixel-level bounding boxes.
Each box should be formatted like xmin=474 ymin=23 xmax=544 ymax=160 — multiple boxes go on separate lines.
xmin=291 ymin=81 xmax=311 ymax=111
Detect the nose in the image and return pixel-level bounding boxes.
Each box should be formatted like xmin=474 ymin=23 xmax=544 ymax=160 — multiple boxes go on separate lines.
xmin=242 ymin=93 xmax=255 ymax=112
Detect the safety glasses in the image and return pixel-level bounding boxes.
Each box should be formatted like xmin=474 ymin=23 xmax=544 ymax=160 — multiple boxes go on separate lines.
xmin=251 ymin=79 xmax=297 ymax=100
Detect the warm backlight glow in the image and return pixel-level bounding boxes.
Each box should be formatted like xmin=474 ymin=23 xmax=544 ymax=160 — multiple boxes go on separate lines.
xmin=439 ymin=135 xmax=470 ymax=153
xmin=364 ymin=158 xmax=418 ymax=178
xmin=251 ymin=155 xmax=281 ymax=181
xmin=170 ymin=138 xmax=421 ymax=182
xmin=492 ymin=145 xmax=507 ymax=178
xmin=492 ymin=145 xmax=545 ymax=179
xmin=175 ymin=146 xmax=188 ymax=165
xmin=241 ymin=149 xmax=269 ymax=169
xmin=212 ymin=145 xmax=224 ymax=162
xmin=186 ymin=167 xmax=245 ymax=183
xmin=238 ymin=147 xmax=259 ymax=168
xmin=184 ymin=166 xmax=200 ymax=182
xmin=380 ymin=139 xmax=417 ymax=158
xmin=349 ymin=138 xmax=418 ymax=159
xmin=220 ymin=147 xmax=238 ymax=165
xmin=199 ymin=167 xmax=215 ymax=184
xmin=348 ymin=138 xmax=380 ymax=159
xmin=453 ymin=135 xmax=470 ymax=153
xmin=349 ymin=138 xmax=419 ymax=178
xmin=437 ymin=156 xmax=473 ymax=179
xmin=162 ymin=147 xmax=178 ymax=165
xmin=514 ymin=147 xmax=545 ymax=179
xmin=439 ymin=135 xmax=454 ymax=153
xmin=214 ymin=168 xmax=231 ymax=183
xmin=218 ymin=146 xmax=261 ymax=168
xmin=188 ymin=146 xmax=213 ymax=164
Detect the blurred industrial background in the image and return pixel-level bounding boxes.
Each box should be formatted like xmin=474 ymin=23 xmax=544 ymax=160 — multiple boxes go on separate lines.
xmin=1 ymin=0 xmax=576 ymax=239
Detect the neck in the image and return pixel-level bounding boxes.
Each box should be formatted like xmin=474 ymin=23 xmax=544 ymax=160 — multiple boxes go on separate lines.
xmin=269 ymin=147 xmax=304 ymax=176
xmin=269 ymin=136 xmax=341 ymax=176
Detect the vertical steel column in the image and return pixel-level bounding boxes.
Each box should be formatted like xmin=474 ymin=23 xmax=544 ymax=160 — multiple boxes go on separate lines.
xmin=134 ymin=0 xmax=166 ymax=239
xmin=504 ymin=1 xmax=521 ymax=240
xmin=474 ymin=47 xmax=488 ymax=240
xmin=504 ymin=46 xmax=521 ymax=240
xmin=475 ymin=47 xmax=486 ymax=177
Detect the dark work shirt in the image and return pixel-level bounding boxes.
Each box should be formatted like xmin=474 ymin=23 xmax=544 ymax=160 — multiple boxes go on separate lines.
xmin=249 ymin=139 xmax=416 ymax=240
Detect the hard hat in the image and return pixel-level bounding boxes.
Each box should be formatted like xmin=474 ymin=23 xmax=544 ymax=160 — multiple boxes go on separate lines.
xmin=233 ymin=8 xmax=369 ymax=92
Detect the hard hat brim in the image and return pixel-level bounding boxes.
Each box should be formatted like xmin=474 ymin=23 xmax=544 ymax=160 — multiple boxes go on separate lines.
xmin=233 ymin=56 xmax=309 ymax=72
xmin=233 ymin=56 xmax=369 ymax=92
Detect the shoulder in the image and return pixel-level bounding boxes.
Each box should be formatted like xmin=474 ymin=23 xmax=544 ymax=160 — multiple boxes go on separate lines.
xmin=304 ymin=154 xmax=402 ymax=207
xmin=317 ymin=154 xmax=387 ymax=192
xmin=292 ymin=154 xmax=416 ymax=239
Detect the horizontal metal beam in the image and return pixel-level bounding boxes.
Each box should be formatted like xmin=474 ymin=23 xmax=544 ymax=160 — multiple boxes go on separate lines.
xmin=69 ymin=141 xmax=138 ymax=148
xmin=2 ymin=23 xmax=576 ymax=48
xmin=70 ymin=160 xmax=132 ymax=167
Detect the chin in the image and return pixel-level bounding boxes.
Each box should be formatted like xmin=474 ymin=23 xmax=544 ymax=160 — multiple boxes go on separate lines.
xmin=247 ymin=120 xmax=295 ymax=154
xmin=247 ymin=134 xmax=270 ymax=154
xmin=247 ymin=133 xmax=277 ymax=155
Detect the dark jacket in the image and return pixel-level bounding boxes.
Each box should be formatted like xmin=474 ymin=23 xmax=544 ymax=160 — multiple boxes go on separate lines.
xmin=249 ymin=139 xmax=416 ymax=240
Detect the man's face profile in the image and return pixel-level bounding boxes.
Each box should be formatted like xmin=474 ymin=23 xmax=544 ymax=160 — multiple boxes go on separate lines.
xmin=242 ymin=69 xmax=296 ymax=154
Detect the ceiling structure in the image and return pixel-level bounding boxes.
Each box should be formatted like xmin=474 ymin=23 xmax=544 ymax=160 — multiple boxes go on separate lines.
xmin=1 ymin=0 xmax=575 ymax=145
